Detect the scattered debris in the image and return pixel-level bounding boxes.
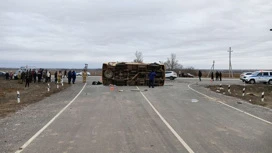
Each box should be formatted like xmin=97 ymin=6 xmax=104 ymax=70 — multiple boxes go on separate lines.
xmin=216 ymin=90 xmax=220 ymax=93
xmin=92 ymin=81 xmax=102 ymax=85
xmin=191 ymin=99 xmax=199 ymax=103
xmin=118 ymin=90 xmax=123 ymax=92
xmin=237 ymin=101 xmax=242 ymax=104
xmin=246 ymin=93 xmax=256 ymax=96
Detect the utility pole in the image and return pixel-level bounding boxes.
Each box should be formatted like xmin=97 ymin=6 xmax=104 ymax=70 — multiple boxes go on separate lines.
xmin=228 ymin=47 xmax=233 ymax=78
xmin=207 ymin=60 xmax=215 ymax=77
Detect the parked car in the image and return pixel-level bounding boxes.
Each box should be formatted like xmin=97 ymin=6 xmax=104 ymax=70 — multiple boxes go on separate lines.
xmin=165 ymin=71 xmax=177 ymax=80
xmin=14 ymin=66 xmax=37 ymax=79
xmin=244 ymin=71 xmax=272 ymax=84
xmin=76 ymin=72 xmax=90 ymax=76
xmin=76 ymin=72 xmax=82 ymax=76
xmin=180 ymin=72 xmax=194 ymax=78
xmin=0 ymin=71 xmax=6 ymax=77
xmin=240 ymin=72 xmax=253 ymax=82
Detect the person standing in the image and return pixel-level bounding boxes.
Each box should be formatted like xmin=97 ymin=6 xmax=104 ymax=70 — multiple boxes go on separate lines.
xmin=46 ymin=70 xmax=51 ymax=83
xmin=54 ymin=71 xmax=58 ymax=84
xmin=9 ymin=71 xmax=13 ymax=80
xmin=5 ymin=72 xmax=9 ymax=80
xmin=215 ymin=71 xmax=219 ymax=81
xmin=72 ymin=71 xmax=76 ymax=84
xmin=64 ymin=70 xmax=67 ymax=78
xmin=211 ymin=72 xmax=214 ymax=81
xmin=57 ymin=71 xmax=62 ymax=84
xmin=25 ymin=70 xmax=30 ymax=87
xmin=82 ymin=70 xmax=87 ymax=83
xmin=219 ymin=71 xmax=222 ymax=81
xmin=67 ymin=70 xmax=72 ymax=84
xmin=198 ymin=70 xmax=202 ymax=81
xmin=37 ymin=69 xmax=41 ymax=82
xmin=21 ymin=71 xmax=26 ymax=83
xmin=148 ymin=70 xmax=156 ymax=88
xmin=17 ymin=71 xmax=21 ymax=83
xmin=29 ymin=69 xmax=32 ymax=83
xmin=33 ymin=71 xmax=37 ymax=83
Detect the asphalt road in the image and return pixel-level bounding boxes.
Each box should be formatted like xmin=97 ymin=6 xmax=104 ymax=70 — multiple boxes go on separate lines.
xmin=14 ymin=77 xmax=272 ymax=153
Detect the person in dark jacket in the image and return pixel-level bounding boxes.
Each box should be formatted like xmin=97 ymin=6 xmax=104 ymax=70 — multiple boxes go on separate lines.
xmin=198 ymin=70 xmax=202 ymax=81
xmin=211 ymin=72 xmax=214 ymax=81
xmin=219 ymin=71 xmax=222 ymax=81
xmin=215 ymin=71 xmax=219 ymax=81
xmin=72 ymin=71 xmax=76 ymax=84
xmin=21 ymin=71 xmax=26 ymax=83
xmin=33 ymin=71 xmax=37 ymax=83
xmin=5 ymin=72 xmax=9 ymax=80
xmin=54 ymin=71 xmax=58 ymax=84
xmin=25 ymin=70 xmax=30 ymax=87
xmin=37 ymin=69 xmax=42 ymax=82
xmin=148 ymin=70 xmax=156 ymax=88
xmin=67 ymin=70 xmax=72 ymax=84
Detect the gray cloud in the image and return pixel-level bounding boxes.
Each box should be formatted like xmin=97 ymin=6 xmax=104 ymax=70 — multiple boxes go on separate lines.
xmin=0 ymin=0 xmax=272 ymax=69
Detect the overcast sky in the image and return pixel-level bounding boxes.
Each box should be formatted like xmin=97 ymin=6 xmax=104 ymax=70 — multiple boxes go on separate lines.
xmin=0 ymin=0 xmax=271 ymax=69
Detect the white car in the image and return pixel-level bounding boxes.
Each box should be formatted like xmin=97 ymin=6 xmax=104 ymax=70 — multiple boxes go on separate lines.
xmin=165 ymin=71 xmax=177 ymax=80
xmin=76 ymin=72 xmax=82 ymax=76
xmin=240 ymin=72 xmax=252 ymax=82
xmin=76 ymin=72 xmax=91 ymax=76
xmin=244 ymin=71 xmax=272 ymax=84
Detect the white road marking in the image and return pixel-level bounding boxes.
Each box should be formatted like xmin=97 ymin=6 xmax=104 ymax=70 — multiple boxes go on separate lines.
xmin=15 ymin=83 xmax=87 ymax=153
xmin=188 ymin=84 xmax=272 ymax=125
xmin=136 ymin=86 xmax=194 ymax=153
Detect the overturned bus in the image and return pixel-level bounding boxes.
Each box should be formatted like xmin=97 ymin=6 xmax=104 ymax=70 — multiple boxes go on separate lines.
xmin=102 ymin=62 xmax=165 ymax=86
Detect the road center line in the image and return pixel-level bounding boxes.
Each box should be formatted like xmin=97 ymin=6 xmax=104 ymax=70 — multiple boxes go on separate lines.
xmin=136 ymin=86 xmax=194 ymax=153
xmin=188 ymin=84 xmax=272 ymax=125
xmin=15 ymin=83 xmax=87 ymax=153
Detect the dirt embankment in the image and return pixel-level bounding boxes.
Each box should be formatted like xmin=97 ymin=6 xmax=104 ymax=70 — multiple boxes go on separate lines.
xmin=208 ymin=84 xmax=272 ymax=109
xmin=0 ymin=78 xmax=69 ymax=118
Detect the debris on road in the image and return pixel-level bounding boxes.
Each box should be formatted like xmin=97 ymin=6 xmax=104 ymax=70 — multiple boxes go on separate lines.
xmin=191 ymin=99 xmax=199 ymax=103
xmin=237 ymin=101 xmax=242 ymax=104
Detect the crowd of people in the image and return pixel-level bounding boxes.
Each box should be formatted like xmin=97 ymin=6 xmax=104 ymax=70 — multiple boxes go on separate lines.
xmin=4 ymin=69 xmax=86 ymax=88
xmin=198 ymin=70 xmax=222 ymax=81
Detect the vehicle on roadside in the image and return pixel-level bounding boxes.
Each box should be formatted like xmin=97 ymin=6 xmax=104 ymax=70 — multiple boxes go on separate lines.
xmin=165 ymin=71 xmax=178 ymax=80
xmin=0 ymin=71 xmax=6 ymax=77
xmin=14 ymin=66 xmax=37 ymax=79
xmin=76 ymin=72 xmax=82 ymax=76
xmin=240 ymin=72 xmax=253 ymax=82
xmin=181 ymin=73 xmax=194 ymax=78
xmin=244 ymin=71 xmax=272 ymax=84
xmin=76 ymin=72 xmax=91 ymax=76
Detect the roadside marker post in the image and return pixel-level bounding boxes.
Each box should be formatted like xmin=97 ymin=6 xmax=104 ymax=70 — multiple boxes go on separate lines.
xmin=48 ymin=83 xmax=50 ymax=92
xmin=17 ymin=91 xmax=20 ymax=103
xmin=262 ymin=92 xmax=264 ymax=102
xmin=242 ymin=88 xmax=245 ymax=96
xmin=228 ymin=85 xmax=231 ymax=93
xmin=219 ymin=84 xmax=222 ymax=90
